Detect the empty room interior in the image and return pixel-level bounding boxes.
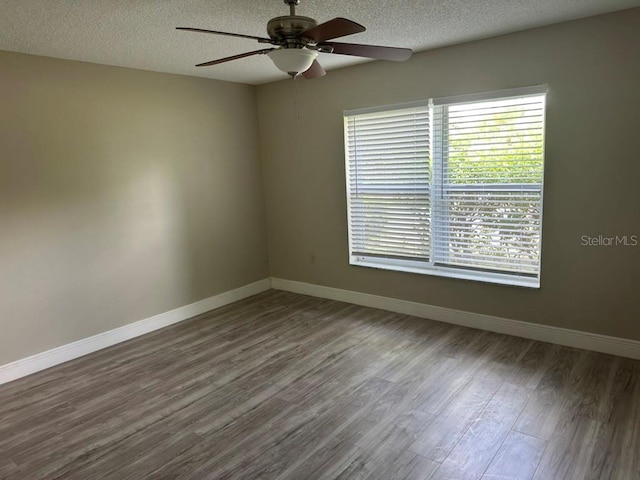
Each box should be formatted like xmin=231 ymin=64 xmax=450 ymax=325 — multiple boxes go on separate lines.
xmin=1 ymin=1 xmax=640 ymax=479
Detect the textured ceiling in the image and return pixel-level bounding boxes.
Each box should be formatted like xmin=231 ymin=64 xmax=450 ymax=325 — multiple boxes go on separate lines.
xmin=0 ymin=0 xmax=638 ymax=85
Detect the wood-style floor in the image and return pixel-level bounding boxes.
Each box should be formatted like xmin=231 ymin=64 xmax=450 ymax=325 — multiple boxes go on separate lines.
xmin=1 ymin=290 xmax=639 ymax=480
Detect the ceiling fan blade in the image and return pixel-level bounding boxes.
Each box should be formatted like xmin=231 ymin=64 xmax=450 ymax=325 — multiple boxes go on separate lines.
xmin=302 ymin=18 xmax=365 ymax=43
xmin=302 ymin=59 xmax=326 ymax=79
xmin=195 ymin=48 xmax=275 ymax=67
xmin=176 ymin=27 xmax=274 ymax=44
xmin=324 ymin=42 xmax=412 ymax=61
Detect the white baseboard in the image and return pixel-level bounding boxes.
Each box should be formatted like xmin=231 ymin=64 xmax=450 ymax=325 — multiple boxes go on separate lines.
xmin=271 ymin=278 xmax=640 ymax=360
xmin=3 ymin=276 xmax=638 ymax=387
xmin=0 ymin=279 xmax=272 ymax=386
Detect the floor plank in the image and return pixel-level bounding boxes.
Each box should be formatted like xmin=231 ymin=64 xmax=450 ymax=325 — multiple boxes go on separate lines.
xmin=511 ymin=346 xmax=583 ymax=439
xmin=482 ymin=431 xmax=546 ymax=480
xmin=430 ymin=382 xmax=532 ymax=480
xmin=409 ymin=373 xmax=503 ymax=462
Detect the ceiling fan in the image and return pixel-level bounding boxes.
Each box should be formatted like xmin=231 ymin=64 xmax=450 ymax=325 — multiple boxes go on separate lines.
xmin=177 ymin=0 xmax=413 ymax=79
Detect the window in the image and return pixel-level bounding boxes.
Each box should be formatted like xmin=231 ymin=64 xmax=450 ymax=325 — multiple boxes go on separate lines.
xmin=344 ymin=86 xmax=546 ymax=287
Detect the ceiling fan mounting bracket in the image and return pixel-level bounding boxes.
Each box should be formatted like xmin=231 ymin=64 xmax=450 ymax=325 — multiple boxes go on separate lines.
xmin=283 ymin=0 xmax=301 ymax=16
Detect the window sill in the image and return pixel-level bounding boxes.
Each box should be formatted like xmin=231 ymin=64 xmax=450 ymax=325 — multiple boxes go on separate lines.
xmin=350 ymin=256 xmax=540 ymax=289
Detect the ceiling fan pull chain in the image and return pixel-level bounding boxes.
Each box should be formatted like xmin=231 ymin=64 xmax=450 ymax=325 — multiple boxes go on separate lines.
xmin=294 ymin=75 xmax=301 ymax=136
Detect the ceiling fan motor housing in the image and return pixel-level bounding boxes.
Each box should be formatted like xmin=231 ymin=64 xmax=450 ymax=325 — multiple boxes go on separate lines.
xmin=267 ymin=16 xmax=317 ymax=46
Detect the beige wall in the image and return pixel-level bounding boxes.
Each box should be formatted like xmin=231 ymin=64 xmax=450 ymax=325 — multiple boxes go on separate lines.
xmin=257 ymin=9 xmax=640 ymax=340
xmin=0 ymin=51 xmax=269 ymax=365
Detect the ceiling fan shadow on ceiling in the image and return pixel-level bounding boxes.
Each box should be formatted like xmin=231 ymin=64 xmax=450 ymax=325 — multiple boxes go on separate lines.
xmin=177 ymin=0 xmax=413 ymax=79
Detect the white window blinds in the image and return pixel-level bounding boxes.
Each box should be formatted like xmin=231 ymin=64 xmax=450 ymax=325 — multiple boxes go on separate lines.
xmin=345 ymin=103 xmax=431 ymax=261
xmin=344 ymin=87 xmax=546 ymax=287
xmin=431 ymin=93 xmax=546 ymax=277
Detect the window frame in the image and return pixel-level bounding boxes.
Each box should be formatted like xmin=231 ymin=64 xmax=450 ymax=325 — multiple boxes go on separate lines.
xmin=344 ymin=86 xmax=547 ymax=289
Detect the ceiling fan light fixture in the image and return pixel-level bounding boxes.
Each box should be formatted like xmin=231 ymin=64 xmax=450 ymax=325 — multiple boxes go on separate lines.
xmin=268 ymin=48 xmax=318 ymax=76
